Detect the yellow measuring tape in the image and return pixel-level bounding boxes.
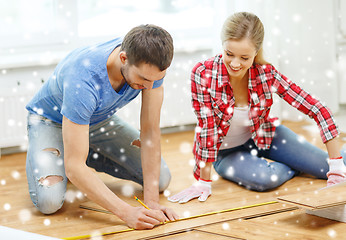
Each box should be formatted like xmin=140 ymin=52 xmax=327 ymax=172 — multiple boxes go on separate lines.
xmin=62 ymin=200 xmax=278 ymax=240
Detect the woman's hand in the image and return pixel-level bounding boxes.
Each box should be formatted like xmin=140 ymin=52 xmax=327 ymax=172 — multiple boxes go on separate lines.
xmin=168 ymin=179 xmax=212 ymax=203
xmin=327 ymin=157 xmax=346 ymax=186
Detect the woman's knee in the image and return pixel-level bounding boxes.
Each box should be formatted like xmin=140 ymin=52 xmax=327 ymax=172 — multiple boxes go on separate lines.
xmin=244 ymin=177 xmax=282 ymax=192
xmin=242 ymin=168 xmax=296 ymax=192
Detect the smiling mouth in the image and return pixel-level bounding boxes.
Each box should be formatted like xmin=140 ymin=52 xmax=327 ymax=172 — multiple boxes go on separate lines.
xmin=230 ymin=65 xmax=242 ymax=71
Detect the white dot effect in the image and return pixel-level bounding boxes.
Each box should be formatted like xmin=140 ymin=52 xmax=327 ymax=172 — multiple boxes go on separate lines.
xmin=57 ymin=158 xmax=63 ymax=166
xmin=4 ymin=203 xmax=11 ymax=211
xmin=179 ymin=142 xmax=191 ymax=154
xmin=11 ymin=171 xmax=20 ymax=180
xmin=100 ymin=127 xmax=105 ymax=132
xmin=1 ymin=179 xmax=6 ymax=185
xmin=271 ymin=174 xmax=278 ymax=182
xmin=183 ymin=211 xmax=191 ymax=218
xmin=199 ymin=161 xmax=206 ymax=168
xmin=18 ymin=209 xmax=32 ymax=223
xmin=65 ymin=190 xmax=77 ymax=203
xmin=328 ymin=229 xmax=337 ymax=238
xmin=226 ymin=167 xmax=234 ymax=177
xmin=325 ymin=69 xmax=335 ymax=79
xmin=37 ymin=108 xmax=44 ymax=115
xmin=188 ymin=159 xmax=195 ymax=166
xmin=76 ymin=191 xmax=84 ymax=200
xmin=7 ymin=119 xmax=15 ymax=127
xmin=292 ymin=14 xmax=302 ymax=22
xmin=297 ymin=135 xmax=305 ymax=143
xmin=250 ymin=149 xmax=258 ymax=156
xmin=93 ymin=153 xmax=99 ymax=159
xmin=222 ymin=222 xmax=230 ymax=230
xmin=121 ymin=184 xmax=134 ymax=197
xmin=212 ymin=174 xmax=219 ymax=181
xmin=43 ymin=219 xmax=51 ymax=226
xmin=163 ymin=190 xmax=171 ymax=197
xmin=90 ymin=230 xmax=102 ymax=240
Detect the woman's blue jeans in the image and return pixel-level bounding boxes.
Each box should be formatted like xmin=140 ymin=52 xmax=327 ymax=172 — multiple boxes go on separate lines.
xmin=26 ymin=113 xmax=171 ymax=214
xmin=213 ymin=125 xmax=346 ymax=192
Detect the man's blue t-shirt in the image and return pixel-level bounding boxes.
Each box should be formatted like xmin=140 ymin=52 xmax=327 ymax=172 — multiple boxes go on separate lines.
xmin=26 ymin=38 xmax=163 ymax=125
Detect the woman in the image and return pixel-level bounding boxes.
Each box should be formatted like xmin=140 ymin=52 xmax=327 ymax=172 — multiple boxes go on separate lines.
xmin=168 ymin=12 xmax=346 ymax=203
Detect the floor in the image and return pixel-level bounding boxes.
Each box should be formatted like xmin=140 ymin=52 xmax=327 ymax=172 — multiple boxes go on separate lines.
xmin=0 ymin=120 xmax=346 ymax=240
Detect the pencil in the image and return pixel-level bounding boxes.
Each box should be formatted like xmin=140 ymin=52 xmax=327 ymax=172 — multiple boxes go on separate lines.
xmin=134 ymin=196 xmax=150 ymax=210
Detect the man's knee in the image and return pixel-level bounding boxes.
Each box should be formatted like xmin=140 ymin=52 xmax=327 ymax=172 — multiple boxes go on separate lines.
xmin=36 ymin=175 xmax=65 ymax=214
xmin=159 ymin=164 xmax=171 ymax=192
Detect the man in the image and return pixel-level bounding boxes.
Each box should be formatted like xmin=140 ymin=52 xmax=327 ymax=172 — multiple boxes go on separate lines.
xmin=25 ymin=24 xmax=179 ymax=229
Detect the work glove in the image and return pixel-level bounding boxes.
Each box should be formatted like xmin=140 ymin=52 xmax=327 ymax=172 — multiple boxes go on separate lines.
xmin=327 ymin=157 xmax=346 ymax=187
xmin=167 ymin=179 xmax=211 ymax=203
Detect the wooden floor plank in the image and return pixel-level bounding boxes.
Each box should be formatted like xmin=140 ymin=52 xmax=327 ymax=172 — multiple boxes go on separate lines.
xmin=277 ymin=183 xmax=346 ymax=210
xmin=83 ymin=203 xmax=294 ymax=240
xmin=151 ymin=229 xmax=240 ymax=240
xmin=197 ymin=209 xmax=345 ymax=240
xmin=0 ymin=121 xmax=345 ymax=239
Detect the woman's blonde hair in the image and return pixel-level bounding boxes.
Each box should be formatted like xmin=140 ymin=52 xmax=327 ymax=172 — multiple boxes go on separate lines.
xmin=221 ymin=12 xmax=270 ymax=65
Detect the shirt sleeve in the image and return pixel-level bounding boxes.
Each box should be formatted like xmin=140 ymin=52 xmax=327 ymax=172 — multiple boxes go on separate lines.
xmin=61 ymin=76 xmax=98 ymax=125
xmin=191 ymin=63 xmax=219 ymax=164
xmin=152 ymin=78 xmax=163 ymax=88
xmin=271 ymin=65 xmax=339 ymax=143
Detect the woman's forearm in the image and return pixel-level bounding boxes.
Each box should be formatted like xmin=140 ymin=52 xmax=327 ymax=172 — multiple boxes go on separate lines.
xmin=200 ymin=162 xmax=213 ymax=180
xmin=325 ymin=137 xmax=342 ymax=159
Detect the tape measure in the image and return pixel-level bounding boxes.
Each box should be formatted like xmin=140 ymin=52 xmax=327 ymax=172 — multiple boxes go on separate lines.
xmin=62 ymin=200 xmax=278 ymax=240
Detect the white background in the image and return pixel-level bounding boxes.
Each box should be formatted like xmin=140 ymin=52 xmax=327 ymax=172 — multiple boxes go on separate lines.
xmin=0 ymin=0 xmax=346 ymax=149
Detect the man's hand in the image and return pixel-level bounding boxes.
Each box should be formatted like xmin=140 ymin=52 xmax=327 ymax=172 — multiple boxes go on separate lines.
xmin=123 ymin=206 xmax=166 ymax=230
xmin=145 ymin=201 xmax=180 ymax=222
xmin=168 ymin=179 xmax=212 ymax=204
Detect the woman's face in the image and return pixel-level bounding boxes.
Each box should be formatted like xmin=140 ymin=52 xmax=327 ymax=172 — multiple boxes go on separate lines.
xmin=222 ymin=38 xmax=257 ymax=81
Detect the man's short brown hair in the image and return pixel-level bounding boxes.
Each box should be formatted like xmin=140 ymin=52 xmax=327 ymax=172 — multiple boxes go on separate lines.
xmin=120 ymin=24 xmax=174 ymax=71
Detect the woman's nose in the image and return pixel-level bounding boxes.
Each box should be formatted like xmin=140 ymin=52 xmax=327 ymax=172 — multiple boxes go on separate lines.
xmin=231 ymin=61 xmax=241 ymax=68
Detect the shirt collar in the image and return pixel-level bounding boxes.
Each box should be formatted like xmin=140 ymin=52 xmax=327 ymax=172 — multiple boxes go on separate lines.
xmin=217 ymin=55 xmax=230 ymax=88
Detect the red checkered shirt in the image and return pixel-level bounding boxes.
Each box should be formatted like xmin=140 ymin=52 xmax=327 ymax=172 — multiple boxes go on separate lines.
xmin=191 ymin=54 xmax=339 ymax=180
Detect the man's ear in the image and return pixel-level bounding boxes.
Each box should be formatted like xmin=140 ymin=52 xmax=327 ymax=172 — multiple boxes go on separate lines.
xmin=119 ymin=51 xmax=127 ymax=64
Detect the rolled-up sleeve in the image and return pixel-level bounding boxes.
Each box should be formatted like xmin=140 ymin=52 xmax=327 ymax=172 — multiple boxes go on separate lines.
xmin=271 ymin=66 xmax=339 ymax=143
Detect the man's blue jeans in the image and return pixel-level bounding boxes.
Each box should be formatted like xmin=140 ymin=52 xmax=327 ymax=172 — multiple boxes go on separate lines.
xmin=26 ymin=113 xmax=171 ymax=214
xmin=213 ymin=125 xmax=346 ymax=191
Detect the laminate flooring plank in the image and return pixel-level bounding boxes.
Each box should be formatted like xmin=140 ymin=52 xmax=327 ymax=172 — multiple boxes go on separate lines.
xmin=197 ymin=209 xmax=345 ymax=240
xmin=277 ymin=183 xmax=346 ymax=209
xmin=84 ymin=203 xmax=293 ymax=240
xmin=150 ymin=229 xmax=241 ymax=240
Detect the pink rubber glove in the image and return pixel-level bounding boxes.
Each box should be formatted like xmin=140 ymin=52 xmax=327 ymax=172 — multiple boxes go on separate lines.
xmin=327 ymin=157 xmax=346 ymax=187
xmin=167 ymin=179 xmax=211 ymax=203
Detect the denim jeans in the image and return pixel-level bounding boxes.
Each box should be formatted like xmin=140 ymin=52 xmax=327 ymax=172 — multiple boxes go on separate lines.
xmin=213 ymin=125 xmax=346 ymax=192
xmin=26 ymin=113 xmax=171 ymax=214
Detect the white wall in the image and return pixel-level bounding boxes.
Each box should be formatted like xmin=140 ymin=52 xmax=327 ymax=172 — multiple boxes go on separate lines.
xmin=0 ymin=0 xmax=344 ymax=149
xmin=276 ymin=0 xmax=339 ymax=121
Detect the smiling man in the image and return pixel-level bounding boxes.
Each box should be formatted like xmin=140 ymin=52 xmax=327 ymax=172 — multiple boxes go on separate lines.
xmin=25 ymin=24 xmax=179 ymax=229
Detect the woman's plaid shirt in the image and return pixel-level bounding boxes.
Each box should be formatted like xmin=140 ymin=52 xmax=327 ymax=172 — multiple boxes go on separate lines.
xmin=191 ymin=54 xmax=339 ymax=179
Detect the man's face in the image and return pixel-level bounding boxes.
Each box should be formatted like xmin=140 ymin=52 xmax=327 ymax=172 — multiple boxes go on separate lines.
xmin=120 ymin=62 xmax=166 ymax=90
